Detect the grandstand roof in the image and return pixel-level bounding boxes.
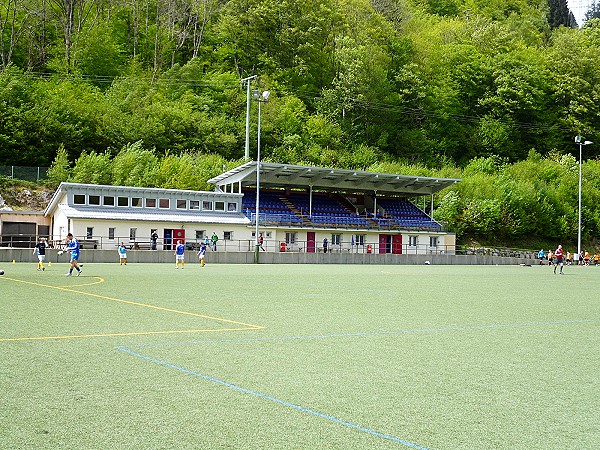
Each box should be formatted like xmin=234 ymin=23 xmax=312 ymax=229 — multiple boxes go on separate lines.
xmin=208 ymin=162 xmax=460 ymax=196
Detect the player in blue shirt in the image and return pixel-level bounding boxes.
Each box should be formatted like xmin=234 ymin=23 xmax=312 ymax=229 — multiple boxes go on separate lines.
xmin=197 ymin=242 xmax=207 ymax=267
xmin=118 ymin=242 xmax=128 ymax=265
xmin=65 ymin=233 xmax=82 ymax=276
xmin=174 ymin=240 xmax=185 ymax=269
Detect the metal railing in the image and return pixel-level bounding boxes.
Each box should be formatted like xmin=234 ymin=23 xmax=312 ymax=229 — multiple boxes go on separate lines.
xmin=247 ymin=212 xmax=443 ymax=232
xmin=0 ymin=233 xmax=537 ymax=259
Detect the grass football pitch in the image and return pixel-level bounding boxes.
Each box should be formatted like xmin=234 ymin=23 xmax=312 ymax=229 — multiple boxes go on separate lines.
xmin=1 ymin=261 xmax=599 ymax=449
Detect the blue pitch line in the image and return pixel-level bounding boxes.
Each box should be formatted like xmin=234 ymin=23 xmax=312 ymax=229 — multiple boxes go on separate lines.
xmin=115 ymin=345 xmax=430 ymax=450
xmin=128 ymin=318 xmax=598 ymax=349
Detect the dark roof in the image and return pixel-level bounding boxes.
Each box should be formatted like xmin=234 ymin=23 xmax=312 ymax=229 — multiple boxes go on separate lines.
xmin=208 ymin=162 xmax=460 ymax=196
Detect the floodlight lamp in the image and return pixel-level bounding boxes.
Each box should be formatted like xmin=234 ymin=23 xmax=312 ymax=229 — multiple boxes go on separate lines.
xmin=575 ymin=135 xmax=582 ymax=143
xmin=584 ymin=141 xmax=593 ymax=145
xmin=262 ymin=91 xmax=270 ymax=101
xmin=252 ymin=90 xmax=260 ymax=100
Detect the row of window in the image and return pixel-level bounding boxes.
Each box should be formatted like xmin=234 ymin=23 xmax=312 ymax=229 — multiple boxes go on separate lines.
xmin=73 ymin=194 xmax=238 ymax=212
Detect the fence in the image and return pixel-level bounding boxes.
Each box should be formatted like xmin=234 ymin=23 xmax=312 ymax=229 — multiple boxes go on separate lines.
xmin=0 ymin=166 xmax=49 ymax=182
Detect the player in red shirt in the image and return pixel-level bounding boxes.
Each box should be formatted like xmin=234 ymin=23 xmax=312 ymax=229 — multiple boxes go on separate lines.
xmin=554 ymin=244 xmax=564 ymax=275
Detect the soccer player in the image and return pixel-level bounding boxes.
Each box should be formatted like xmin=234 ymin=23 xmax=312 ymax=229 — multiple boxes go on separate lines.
xmin=118 ymin=242 xmax=127 ymax=265
xmin=174 ymin=240 xmax=185 ymax=269
xmin=33 ymin=237 xmax=47 ymax=271
xmin=197 ymin=242 xmax=207 ymax=267
xmin=554 ymin=244 xmax=564 ymax=275
xmin=65 ymin=233 xmax=82 ymax=276
xmin=537 ymin=249 xmax=545 ymax=266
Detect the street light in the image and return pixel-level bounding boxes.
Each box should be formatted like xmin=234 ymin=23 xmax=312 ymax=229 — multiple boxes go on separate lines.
xmin=575 ymin=135 xmax=593 ymax=260
xmin=241 ymin=75 xmax=257 ymax=160
xmin=253 ymin=89 xmax=270 ymax=263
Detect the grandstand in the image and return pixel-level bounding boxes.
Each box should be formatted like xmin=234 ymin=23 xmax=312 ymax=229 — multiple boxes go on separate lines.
xmin=209 ymin=162 xmax=460 ymax=254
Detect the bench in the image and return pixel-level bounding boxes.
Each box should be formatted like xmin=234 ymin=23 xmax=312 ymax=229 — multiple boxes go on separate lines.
xmin=129 ymin=241 xmax=154 ymax=250
xmin=80 ymin=239 xmax=98 ymax=249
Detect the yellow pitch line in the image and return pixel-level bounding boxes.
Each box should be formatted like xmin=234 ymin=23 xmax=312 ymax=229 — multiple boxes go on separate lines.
xmin=1 ymin=276 xmax=265 ymax=330
xmin=0 ymin=327 xmax=261 ymax=342
xmin=57 ymin=276 xmax=106 ymax=288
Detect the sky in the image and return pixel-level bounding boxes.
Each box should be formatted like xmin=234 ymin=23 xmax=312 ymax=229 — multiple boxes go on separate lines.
xmin=569 ymin=0 xmax=592 ymax=26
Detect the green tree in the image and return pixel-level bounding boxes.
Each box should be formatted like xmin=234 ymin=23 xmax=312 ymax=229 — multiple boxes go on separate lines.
xmin=46 ymin=144 xmax=71 ymax=184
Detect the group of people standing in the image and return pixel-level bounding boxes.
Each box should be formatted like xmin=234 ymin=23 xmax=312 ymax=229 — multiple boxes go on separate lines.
xmin=538 ymin=245 xmax=600 ymax=272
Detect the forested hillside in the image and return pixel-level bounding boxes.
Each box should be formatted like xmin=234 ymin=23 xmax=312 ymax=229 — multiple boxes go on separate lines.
xmin=2 ymin=0 xmax=600 ymax=248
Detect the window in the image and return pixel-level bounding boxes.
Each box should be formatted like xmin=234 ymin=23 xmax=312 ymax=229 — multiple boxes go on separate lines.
xmin=159 ymin=198 xmax=170 ymax=209
xmin=331 ymin=233 xmax=341 ymax=245
xmin=146 ymin=198 xmax=156 ymax=208
xmin=228 ymin=202 xmax=237 ymax=212
xmin=104 ymin=196 xmax=115 ymax=206
xmin=285 ymin=232 xmax=297 ymax=244
xmin=430 ymin=236 xmax=438 ymax=247
xmin=74 ymin=194 xmax=86 ymax=205
xmin=354 ymin=234 xmax=365 ymax=246
xmin=409 ymin=236 xmax=418 ymax=247
xmin=223 ymin=231 xmax=233 ymax=240
xmin=190 ymin=200 xmax=200 ymax=210
xmin=88 ymin=195 xmax=100 ymax=205
xmin=176 ymin=199 xmax=187 ymax=209
xmin=215 ymin=201 xmax=225 ymax=211
xmin=203 ymin=201 xmax=213 ymax=210
xmin=130 ymin=228 xmax=137 ymax=240
xmin=132 ymin=197 xmax=143 ymax=208
xmin=118 ymin=196 xmax=129 ymax=207
xmin=86 ymin=227 xmax=93 ymax=239
xmin=195 ymin=230 xmax=205 ymax=240
xmin=108 ymin=228 xmax=115 ymax=240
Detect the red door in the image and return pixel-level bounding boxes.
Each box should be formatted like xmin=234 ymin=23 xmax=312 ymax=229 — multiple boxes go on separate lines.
xmin=307 ymin=232 xmax=316 ymax=253
xmin=173 ymin=229 xmax=185 ymax=245
xmin=379 ymin=234 xmax=389 ymax=254
xmin=392 ymin=235 xmax=403 ymax=254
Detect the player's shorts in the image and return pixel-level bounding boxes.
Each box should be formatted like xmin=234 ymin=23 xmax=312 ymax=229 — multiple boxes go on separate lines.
xmin=556 ymin=256 xmax=564 ymax=264
xmin=70 ymin=253 xmax=80 ymax=261
xmin=37 ymin=254 xmax=46 ymax=262
xmin=119 ymin=252 xmax=127 ymax=258
xmin=176 ymin=254 xmax=184 ymax=261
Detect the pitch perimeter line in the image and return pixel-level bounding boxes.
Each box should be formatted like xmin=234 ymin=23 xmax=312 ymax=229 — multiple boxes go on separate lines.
xmin=0 ymin=276 xmax=265 ymax=342
xmin=116 ymin=346 xmax=429 ymax=450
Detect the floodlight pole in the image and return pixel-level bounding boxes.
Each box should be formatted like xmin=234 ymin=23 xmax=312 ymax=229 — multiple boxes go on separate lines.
xmin=242 ymin=75 xmax=257 ymax=160
xmin=575 ymin=136 xmax=592 ymax=260
xmin=253 ymin=90 xmax=270 ymax=263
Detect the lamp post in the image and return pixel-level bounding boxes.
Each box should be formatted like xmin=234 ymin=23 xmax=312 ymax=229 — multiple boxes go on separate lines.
xmin=575 ymin=136 xmax=593 ymax=260
xmin=241 ymin=75 xmax=257 ymax=160
xmin=253 ymin=90 xmax=270 ymax=263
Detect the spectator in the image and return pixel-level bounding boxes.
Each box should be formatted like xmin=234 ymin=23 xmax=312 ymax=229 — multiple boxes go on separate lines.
xmin=323 ymin=238 xmax=329 ymax=253
xmin=211 ymin=232 xmax=219 ymax=251
xmin=258 ymin=233 xmax=265 ymax=251
xmin=151 ymin=231 xmax=158 ymax=250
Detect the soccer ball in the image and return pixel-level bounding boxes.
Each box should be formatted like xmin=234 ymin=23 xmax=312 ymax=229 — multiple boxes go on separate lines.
xmin=57 ymin=250 xmax=64 ymax=256
xmin=0 ymin=270 xmax=4 ymax=275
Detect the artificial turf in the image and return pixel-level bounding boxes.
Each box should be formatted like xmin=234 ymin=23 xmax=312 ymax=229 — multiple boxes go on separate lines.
xmin=1 ymin=261 xmax=598 ymax=449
